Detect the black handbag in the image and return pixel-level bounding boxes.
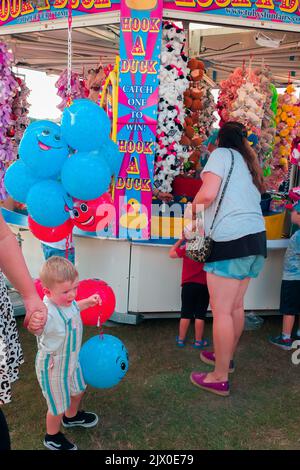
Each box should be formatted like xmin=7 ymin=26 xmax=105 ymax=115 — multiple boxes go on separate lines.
xmin=186 ymin=150 xmax=234 ymax=263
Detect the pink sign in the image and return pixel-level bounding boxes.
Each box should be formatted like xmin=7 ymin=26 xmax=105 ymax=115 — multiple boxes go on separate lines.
xmin=114 ymin=0 xmax=163 ymax=240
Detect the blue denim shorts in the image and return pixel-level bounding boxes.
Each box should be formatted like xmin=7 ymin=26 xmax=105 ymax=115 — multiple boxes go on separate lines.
xmin=204 ymin=255 xmax=265 ymax=280
xmin=41 ymin=244 xmax=75 ymax=265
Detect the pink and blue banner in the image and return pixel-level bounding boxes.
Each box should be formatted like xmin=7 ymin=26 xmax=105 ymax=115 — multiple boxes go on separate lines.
xmin=115 ymin=0 xmax=163 ymax=240
xmin=1 ymin=0 xmax=299 ymax=29
xmin=0 ymin=0 xmax=120 ymax=27
xmin=164 ymin=0 xmax=300 ymax=28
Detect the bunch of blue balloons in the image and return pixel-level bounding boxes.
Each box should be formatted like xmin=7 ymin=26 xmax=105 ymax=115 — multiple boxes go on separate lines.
xmin=4 ymin=99 xmax=121 ymax=228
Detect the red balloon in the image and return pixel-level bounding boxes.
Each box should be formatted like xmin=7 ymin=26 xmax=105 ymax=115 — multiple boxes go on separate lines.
xmin=28 ymin=216 xmax=74 ymax=242
xmin=76 ymin=279 xmax=116 ymax=326
xmin=34 ymin=278 xmax=44 ymax=300
xmin=72 ymin=193 xmax=114 ymax=232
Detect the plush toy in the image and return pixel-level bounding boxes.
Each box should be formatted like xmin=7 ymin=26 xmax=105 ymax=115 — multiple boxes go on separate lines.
xmin=86 ymin=67 xmax=105 ymax=103
xmin=0 ymin=42 xmax=18 ymax=200
xmin=269 ymin=85 xmax=300 ymax=190
xmin=154 ymin=21 xmax=189 ymax=194
xmin=251 ymin=66 xmax=277 ymax=181
xmin=55 ymin=69 xmax=88 ymax=111
xmin=290 ymin=138 xmax=300 ymax=166
xmin=179 ymin=56 xmax=216 ymax=179
xmin=217 ymin=67 xmax=246 ymax=126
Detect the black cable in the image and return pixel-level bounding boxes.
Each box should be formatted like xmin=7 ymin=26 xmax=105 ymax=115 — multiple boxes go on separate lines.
xmin=201 ymin=42 xmax=241 ymax=52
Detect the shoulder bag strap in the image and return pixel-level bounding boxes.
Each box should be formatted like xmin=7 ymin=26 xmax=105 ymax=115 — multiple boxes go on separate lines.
xmin=208 ymin=149 xmax=234 ymax=236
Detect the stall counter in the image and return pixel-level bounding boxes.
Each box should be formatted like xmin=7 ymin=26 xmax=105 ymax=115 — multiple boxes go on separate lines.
xmin=3 ymin=208 xmax=287 ymax=324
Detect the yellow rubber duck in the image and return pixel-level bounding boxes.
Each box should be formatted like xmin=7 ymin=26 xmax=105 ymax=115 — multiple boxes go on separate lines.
xmin=120 ymin=198 xmax=148 ymax=230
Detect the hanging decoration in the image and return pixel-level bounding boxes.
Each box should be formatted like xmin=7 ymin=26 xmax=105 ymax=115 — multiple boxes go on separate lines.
xmin=228 ymin=66 xmax=265 ymax=136
xmin=154 ymin=21 xmax=189 ymax=194
xmin=217 ymin=66 xmax=246 ymax=127
xmin=179 ymin=58 xmax=216 ymax=178
xmin=11 ymin=75 xmax=31 ymax=149
xmin=0 ymin=42 xmax=18 ymax=200
xmin=253 ymin=66 xmax=277 ymax=176
xmin=55 ymin=4 xmax=87 ymax=112
xmin=55 ymin=70 xmax=88 ymax=111
xmin=267 ymin=84 xmax=300 ymax=191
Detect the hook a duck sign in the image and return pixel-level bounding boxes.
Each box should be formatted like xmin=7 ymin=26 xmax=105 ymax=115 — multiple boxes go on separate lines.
xmin=114 ymin=0 xmax=163 ymax=240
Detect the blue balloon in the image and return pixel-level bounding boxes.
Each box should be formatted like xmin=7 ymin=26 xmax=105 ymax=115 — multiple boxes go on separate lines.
xmin=61 ymin=151 xmax=111 ymax=201
xmin=19 ymin=121 xmax=69 ymax=179
xmin=101 ymin=140 xmax=122 ymax=176
xmin=61 ymin=99 xmax=110 ymax=152
xmin=79 ymin=334 xmax=129 ymax=389
xmin=27 ymin=180 xmax=73 ymax=227
xmin=4 ymin=160 xmax=38 ymax=204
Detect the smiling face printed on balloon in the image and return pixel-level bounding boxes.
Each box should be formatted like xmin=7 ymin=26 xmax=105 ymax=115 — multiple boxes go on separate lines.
xmin=19 ymin=121 xmax=69 ymax=179
xmin=79 ymin=334 xmax=129 ymax=389
xmin=72 ymin=193 xmax=114 ymax=232
xmin=115 ymin=343 xmax=129 ymax=380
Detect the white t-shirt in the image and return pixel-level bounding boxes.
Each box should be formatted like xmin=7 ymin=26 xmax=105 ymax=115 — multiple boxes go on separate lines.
xmin=201 ymin=148 xmax=265 ymax=242
xmin=37 ymin=296 xmax=80 ymax=354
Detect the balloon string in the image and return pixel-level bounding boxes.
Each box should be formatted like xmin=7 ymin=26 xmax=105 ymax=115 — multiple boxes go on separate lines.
xmin=67 ymin=0 xmax=73 ymax=105
xmin=65 ymin=233 xmax=70 ymax=260
xmin=97 ymin=315 xmax=104 ymax=339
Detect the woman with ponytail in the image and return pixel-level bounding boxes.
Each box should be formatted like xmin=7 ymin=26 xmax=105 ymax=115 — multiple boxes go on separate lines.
xmin=190 ymin=121 xmax=266 ymax=397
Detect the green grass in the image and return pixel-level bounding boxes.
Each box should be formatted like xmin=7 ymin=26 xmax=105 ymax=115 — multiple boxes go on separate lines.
xmin=5 ymin=316 xmax=300 ymax=450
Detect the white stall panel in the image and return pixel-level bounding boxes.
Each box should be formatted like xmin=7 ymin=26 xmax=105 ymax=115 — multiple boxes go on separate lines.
xmin=244 ymin=249 xmax=285 ymax=310
xmin=129 ymin=243 xmax=287 ymax=313
xmin=15 ymin=229 xmax=44 ymax=279
xmin=76 ymin=237 xmax=130 ymax=315
xmin=129 ymin=244 xmax=182 ymax=313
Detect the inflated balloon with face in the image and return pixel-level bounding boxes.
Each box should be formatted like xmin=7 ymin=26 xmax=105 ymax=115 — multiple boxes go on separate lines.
xmin=27 ymin=180 xmax=73 ymax=228
xmin=71 ymin=193 xmax=114 ymax=232
xmin=79 ymin=334 xmax=129 ymax=389
xmin=19 ymin=121 xmax=69 ymax=179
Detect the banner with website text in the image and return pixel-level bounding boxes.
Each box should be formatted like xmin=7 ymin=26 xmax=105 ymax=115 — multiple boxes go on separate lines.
xmin=1 ymin=0 xmax=299 ymax=29
xmin=0 ymin=0 xmax=120 ymax=27
xmin=164 ymin=0 xmax=300 ymax=28
xmin=114 ymin=0 xmax=163 ymax=240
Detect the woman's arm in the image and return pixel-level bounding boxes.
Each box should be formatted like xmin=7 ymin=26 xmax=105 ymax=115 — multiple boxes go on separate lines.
xmin=0 ymin=212 xmax=47 ymax=329
xmin=192 ymin=172 xmax=222 ymax=216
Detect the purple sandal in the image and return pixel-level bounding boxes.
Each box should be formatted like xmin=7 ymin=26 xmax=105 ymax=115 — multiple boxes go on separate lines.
xmin=190 ymin=372 xmax=230 ymax=397
xmin=200 ymin=351 xmax=235 ymax=373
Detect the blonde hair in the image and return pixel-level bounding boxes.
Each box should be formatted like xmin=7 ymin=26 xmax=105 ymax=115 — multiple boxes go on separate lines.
xmin=40 ymin=256 xmax=78 ymax=289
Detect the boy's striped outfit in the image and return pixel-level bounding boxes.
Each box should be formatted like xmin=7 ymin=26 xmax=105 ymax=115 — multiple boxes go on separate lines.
xmin=35 ymin=298 xmax=86 ymax=416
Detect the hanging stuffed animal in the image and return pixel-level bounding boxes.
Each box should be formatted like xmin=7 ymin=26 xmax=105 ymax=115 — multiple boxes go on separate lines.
xmin=154 ymin=21 xmax=189 ymax=194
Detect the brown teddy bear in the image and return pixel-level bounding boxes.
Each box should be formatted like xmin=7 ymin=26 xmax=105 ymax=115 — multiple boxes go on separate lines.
xmin=187 ymin=58 xmax=205 ymax=82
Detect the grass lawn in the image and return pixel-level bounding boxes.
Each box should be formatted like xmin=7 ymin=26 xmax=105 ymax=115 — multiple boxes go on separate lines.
xmin=5 ymin=315 xmax=300 ymax=450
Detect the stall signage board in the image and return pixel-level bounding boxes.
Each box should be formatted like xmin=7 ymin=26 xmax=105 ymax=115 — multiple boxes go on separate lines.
xmin=1 ymin=1 xmax=299 ymax=28
xmin=164 ymin=0 xmax=300 ymax=28
xmin=115 ymin=0 xmax=163 ymax=240
xmin=0 ymin=0 xmax=120 ymax=27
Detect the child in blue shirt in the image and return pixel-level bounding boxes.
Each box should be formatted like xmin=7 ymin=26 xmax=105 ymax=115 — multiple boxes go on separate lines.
xmin=269 ymin=203 xmax=300 ymax=350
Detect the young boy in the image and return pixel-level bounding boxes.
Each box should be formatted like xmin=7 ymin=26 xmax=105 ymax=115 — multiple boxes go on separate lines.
xmin=269 ymin=204 xmax=300 ymax=350
xmin=28 ymin=256 xmax=101 ymax=450
xmin=169 ymin=236 xmax=210 ymax=349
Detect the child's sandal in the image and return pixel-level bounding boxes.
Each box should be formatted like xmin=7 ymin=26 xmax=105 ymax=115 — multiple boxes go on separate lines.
xmin=176 ymin=336 xmax=185 ymax=348
xmin=193 ymin=339 xmax=210 ymax=349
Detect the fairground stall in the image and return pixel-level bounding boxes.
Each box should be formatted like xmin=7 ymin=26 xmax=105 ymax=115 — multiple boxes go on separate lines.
xmin=0 ymin=0 xmax=300 ymax=323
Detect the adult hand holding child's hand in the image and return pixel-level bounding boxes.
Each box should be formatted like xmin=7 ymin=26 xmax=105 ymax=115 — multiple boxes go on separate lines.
xmin=27 ymin=311 xmax=47 ymax=335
